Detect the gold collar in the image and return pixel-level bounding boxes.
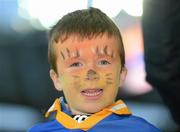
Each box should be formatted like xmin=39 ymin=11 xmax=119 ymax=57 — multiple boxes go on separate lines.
xmin=45 ymin=98 xmax=131 ymax=131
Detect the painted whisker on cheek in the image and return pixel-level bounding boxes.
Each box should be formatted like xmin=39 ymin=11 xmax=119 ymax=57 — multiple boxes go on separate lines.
xmin=105 ymin=73 xmax=113 ymax=76
xmin=106 ymin=81 xmax=113 ymax=85
xmin=72 ymin=75 xmax=80 ymax=78
xmin=106 ymin=78 xmax=112 ymax=80
xmin=60 ymin=51 xmax=65 ymax=60
xmin=104 ymin=73 xmax=113 ymax=85
xmin=106 ymin=78 xmax=113 ymax=85
xmin=66 ymin=48 xmax=70 ymax=58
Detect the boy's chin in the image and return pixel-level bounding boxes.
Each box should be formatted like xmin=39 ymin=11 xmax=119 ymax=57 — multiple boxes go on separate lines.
xmin=82 ymin=107 xmax=102 ymax=114
xmin=72 ymin=104 xmax=106 ymax=115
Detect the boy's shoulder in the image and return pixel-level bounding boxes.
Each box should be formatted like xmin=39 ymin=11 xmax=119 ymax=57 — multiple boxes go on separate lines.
xmin=98 ymin=114 xmax=160 ymax=131
xmin=28 ymin=114 xmax=160 ymax=132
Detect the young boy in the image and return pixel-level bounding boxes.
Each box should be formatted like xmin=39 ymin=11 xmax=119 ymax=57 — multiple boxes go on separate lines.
xmin=29 ymin=7 xmax=160 ymax=131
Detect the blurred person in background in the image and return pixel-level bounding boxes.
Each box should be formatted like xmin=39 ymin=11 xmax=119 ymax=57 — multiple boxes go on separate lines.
xmin=142 ymin=0 xmax=180 ymax=130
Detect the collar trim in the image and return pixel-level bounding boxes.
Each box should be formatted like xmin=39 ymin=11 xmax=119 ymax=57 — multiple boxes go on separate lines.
xmin=45 ymin=98 xmax=131 ymax=131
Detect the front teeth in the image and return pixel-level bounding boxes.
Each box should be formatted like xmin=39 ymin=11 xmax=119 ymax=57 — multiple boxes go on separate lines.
xmin=82 ymin=90 xmax=102 ymax=96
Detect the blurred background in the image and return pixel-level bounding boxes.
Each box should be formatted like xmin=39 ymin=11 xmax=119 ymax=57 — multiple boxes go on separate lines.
xmin=0 ymin=0 xmax=178 ymax=131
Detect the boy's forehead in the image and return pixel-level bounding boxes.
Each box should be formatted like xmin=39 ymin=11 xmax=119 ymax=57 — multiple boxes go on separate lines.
xmin=56 ymin=34 xmax=120 ymax=51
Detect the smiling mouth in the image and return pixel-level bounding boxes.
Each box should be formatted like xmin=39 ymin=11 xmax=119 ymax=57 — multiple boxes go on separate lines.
xmin=81 ymin=88 xmax=103 ymax=99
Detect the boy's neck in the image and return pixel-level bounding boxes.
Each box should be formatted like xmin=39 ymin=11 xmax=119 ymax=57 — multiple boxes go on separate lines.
xmin=70 ymin=107 xmax=92 ymax=116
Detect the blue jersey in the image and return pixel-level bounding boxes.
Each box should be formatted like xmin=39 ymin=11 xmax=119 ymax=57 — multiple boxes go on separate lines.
xmin=29 ymin=97 xmax=160 ymax=132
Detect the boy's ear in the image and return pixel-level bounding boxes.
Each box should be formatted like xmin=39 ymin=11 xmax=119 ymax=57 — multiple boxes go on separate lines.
xmin=119 ymin=67 xmax=127 ymax=87
xmin=49 ymin=69 xmax=63 ymax=91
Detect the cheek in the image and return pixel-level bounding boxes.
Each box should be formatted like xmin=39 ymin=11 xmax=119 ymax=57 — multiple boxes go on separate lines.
xmin=103 ymin=67 xmax=120 ymax=85
xmin=60 ymin=72 xmax=84 ymax=90
xmin=60 ymin=74 xmax=75 ymax=88
xmin=114 ymin=70 xmax=120 ymax=82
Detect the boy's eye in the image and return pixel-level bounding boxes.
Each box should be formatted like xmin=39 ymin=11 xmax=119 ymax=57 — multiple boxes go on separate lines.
xmin=98 ymin=60 xmax=111 ymax=65
xmin=69 ymin=62 xmax=83 ymax=67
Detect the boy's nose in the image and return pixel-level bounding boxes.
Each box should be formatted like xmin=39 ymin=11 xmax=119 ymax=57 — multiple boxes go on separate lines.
xmin=86 ymin=69 xmax=99 ymax=80
xmin=87 ymin=69 xmax=96 ymax=75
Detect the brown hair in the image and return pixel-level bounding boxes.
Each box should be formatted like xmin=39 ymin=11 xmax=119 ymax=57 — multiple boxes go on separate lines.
xmin=48 ymin=7 xmax=125 ymax=73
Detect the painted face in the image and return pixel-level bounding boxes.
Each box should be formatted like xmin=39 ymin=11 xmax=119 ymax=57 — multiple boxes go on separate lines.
xmin=50 ymin=34 xmax=127 ymax=114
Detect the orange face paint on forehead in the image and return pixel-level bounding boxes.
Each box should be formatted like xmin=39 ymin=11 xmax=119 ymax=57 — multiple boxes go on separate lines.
xmin=60 ymin=48 xmax=80 ymax=60
xmin=95 ymin=45 xmax=116 ymax=58
xmin=55 ymin=34 xmax=120 ymax=62
xmin=60 ymin=45 xmax=116 ymax=61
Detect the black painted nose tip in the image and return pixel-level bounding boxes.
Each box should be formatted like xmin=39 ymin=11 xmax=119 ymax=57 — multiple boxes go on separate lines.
xmin=86 ymin=69 xmax=99 ymax=80
xmin=87 ymin=69 xmax=96 ymax=75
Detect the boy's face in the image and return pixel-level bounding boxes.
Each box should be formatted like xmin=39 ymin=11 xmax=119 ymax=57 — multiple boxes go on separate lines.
xmin=50 ymin=34 xmax=127 ymax=114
